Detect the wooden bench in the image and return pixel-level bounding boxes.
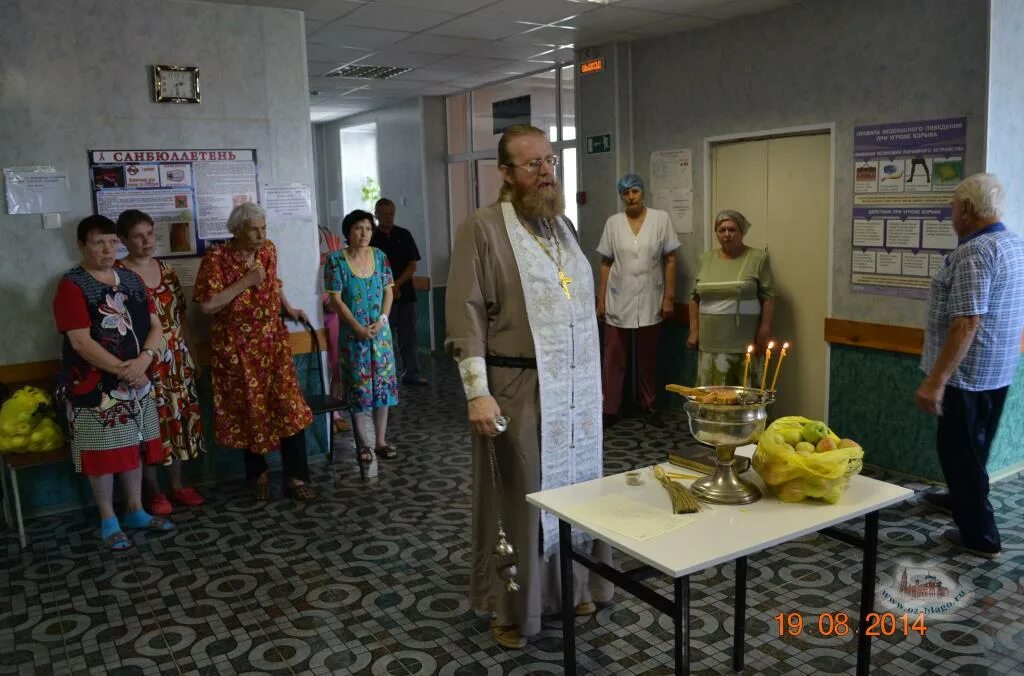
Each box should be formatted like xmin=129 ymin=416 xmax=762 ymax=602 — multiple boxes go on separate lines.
xmin=0 ymin=448 xmax=69 ymax=547
xmin=0 ymin=328 xmax=328 ymax=548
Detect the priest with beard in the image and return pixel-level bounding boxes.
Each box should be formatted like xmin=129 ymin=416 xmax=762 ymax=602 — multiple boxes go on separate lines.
xmin=446 ymin=124 xmax=612 ymax=649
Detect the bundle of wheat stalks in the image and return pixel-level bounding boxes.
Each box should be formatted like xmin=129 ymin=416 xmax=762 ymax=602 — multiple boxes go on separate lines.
xmin=652 ymin=466 xmax=702 ymax=513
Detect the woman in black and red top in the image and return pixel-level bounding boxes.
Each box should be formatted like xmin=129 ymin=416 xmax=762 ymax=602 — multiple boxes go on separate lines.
xmin=53 ymin=215 xmax=174 ymax=551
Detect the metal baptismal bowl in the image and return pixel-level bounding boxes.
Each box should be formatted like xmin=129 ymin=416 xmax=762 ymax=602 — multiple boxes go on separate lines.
xmin=683 ymin=386 xmax=775 ymax=505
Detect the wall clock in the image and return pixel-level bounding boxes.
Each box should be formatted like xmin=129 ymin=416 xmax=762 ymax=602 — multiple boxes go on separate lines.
xmin=152 ymin=65 xmax=200 ymax=103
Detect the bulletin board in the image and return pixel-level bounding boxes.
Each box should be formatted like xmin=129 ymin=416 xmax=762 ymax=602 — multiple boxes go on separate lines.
xmin=88 ymin=148 xmax=259 ymax=257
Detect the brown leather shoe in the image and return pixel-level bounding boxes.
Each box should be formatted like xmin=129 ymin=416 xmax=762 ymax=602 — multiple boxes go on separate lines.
xmin=490 ymin=620 xmax=526 ymax=649
xmin=575 ymin=602 xmax=597 ymax=616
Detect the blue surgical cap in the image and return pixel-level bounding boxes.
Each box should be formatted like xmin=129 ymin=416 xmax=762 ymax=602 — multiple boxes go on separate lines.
xmin=617 ymin=173 xmax=644 ymax=195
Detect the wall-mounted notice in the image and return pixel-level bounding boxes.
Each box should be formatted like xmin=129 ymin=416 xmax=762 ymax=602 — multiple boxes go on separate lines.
xmin=4 ymin=166 xmax=73 ymax=214
xmin=263 ymin=183 xmax=313 ymax=223
xmin=89 ymin=149 xmax=259 ymax=256
xmin=649 ymin=149 xmax=693 ymax=234
xmin=851 ymin=117 xmax=965 ymax=298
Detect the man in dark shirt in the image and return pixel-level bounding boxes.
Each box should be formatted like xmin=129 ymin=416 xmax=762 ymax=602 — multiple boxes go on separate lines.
xmin=371 ymin=197 xmax=427 ymax=385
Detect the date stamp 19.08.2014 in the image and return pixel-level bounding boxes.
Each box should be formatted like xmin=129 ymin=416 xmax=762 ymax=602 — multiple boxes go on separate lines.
xmin=774 ymin=611 xmax=927 ymax=638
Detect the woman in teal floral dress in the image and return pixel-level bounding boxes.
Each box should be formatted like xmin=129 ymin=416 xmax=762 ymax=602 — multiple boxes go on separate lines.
xmin=325 ymin=209 xmax=399 ymax=477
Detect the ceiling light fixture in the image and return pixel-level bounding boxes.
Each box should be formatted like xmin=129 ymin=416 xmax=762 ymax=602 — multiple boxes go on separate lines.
xmin=325 ymin=64 xmax=412 ymax=80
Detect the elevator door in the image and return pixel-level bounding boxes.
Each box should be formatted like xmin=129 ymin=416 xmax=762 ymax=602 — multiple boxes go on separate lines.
xmin=711 ymin=133 xmax=832 ymax=421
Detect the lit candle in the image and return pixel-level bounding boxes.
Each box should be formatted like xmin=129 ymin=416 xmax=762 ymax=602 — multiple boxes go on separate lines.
xmin=760 ymin=340 xmax=775 ymax=391
xmin=770 ymin=342 xmax=790 ymax=391
xmin=742 ymin=344 xmax=754 ymax=389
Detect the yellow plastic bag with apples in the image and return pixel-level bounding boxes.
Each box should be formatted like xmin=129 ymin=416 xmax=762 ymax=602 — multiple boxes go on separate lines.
xmin=753 ymin=416 xmax=864 ymax=504
xmin=0 ymin=386 xmax=65 ymax=453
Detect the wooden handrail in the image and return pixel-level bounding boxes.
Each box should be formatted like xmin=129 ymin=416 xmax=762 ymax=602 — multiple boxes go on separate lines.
xmin=824 ymin=317 xmax=1024 ymax=355
xmin=824 ymin=318 xmax=924 ymax=355
xmin=0 ymin=329 xmax=328 ymax=385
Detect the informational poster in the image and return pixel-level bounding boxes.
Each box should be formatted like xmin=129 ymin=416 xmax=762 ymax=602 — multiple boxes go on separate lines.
xmin=851 ymin=118 xmax=966 ymax=298
xmin=89 ymin=149 xmax=259 ymax=256
xmin=4 ymin=166 xmax=72 ymax=214
xmin=263 ymin=183 xmax=313 ymax=223
xmin=649 ymin=149 xmax=693 ymax=234
xmin=165 ymin=257 xmax=201 ymax=288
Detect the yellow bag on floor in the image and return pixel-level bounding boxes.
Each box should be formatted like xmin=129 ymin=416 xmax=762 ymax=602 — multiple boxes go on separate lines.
xmin=753 ymin=416 xmax=863 ymax=504
xmin=0 ymin=386 xmax=65 ymax=453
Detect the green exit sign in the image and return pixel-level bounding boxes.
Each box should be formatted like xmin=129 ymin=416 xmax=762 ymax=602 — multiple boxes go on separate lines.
xmin=587 ymin=133 xmax=611 ymax=154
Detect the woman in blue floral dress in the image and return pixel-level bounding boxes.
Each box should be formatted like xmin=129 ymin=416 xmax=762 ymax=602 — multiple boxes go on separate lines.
xmin=325 ymin=209 xmax=399 ymax=477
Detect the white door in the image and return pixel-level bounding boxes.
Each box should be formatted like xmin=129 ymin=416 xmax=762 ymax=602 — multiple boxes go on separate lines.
xmin=710 ymin=133 xmax=832 ymax=421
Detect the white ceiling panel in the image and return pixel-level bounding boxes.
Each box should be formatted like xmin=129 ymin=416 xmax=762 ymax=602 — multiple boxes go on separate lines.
xmin=311 ymin=23 xmax=412 ymax=49
xmin=307 ymin=60 xmax=347 ymax=77
xmin=560 ymin=6 xmax=667 ymax=32
xmin=373 ymin=0 xmax=494 ymax=12
xmin=612 ymin=0 xmax=734 ymax=13
xmin=188 ymin=0 xmax=806 ymax=120
xmin=513 ymin=25 xmax=577 ymax=47
xmin=575 ymin=31 xmax=633 ymax=47
xmin=392 ymin=33 xmax=490 ymax=54
xmin=428 ymin=16 xmax=525 ymax=41
xmin=350 ymin=50 xmax=449 ymax=68
xmin=431 ymin=54 xmax=519 ymax=73
xmin=355 ymin=78 xmax=435 ymax=90
xmin=461 ymin=40 xmax=560 ymax=60
xmin=302 ymin=0 xmax=370 ymax=22
xmin=692 ymin=0 xmax=795 ymax=20
xmin=305 ymin=18 xmax=327 ymax=37
xmin=398 ymin=68 xmax=467 ymax=82
xmin=305 ymin=43 xmax=372 ymax=63
xmin=415 ymin=84 xmax=463 ymax=95
xmin=626 ymin=14 xmax=717 ymax=36
xmin=343 ymin=4 xmax=457 ymax=32
xmin=470 ymin=0 xmax=587 ymax=25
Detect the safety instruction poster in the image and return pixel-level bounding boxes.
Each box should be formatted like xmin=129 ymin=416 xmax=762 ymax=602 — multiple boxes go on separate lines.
xmin=89 ymin=149 xmax=259 ymax=256
xmin=851 ymin=117 xmax=966 ymax=298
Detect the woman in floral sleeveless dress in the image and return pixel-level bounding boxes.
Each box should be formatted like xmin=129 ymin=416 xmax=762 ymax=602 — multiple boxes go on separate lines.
xmin=116 ymin=210 xmax=205 ymax=516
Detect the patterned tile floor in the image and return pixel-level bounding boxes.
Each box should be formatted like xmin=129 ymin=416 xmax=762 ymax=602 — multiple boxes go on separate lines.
xmin=3 ymin=354 xmax=1024 ymax=675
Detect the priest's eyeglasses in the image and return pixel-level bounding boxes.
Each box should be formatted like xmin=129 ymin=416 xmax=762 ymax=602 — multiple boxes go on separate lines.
xmin=508 ymin=155 xmax=559 ymax=173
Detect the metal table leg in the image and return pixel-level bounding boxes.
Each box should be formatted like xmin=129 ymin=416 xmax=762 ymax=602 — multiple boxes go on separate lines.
xmin=327 ymin=415 xmax=334 ymax=463
xmin=733 ymin=556 xmax=747 ymax=671
xmin=857 ymin=511 xmax=879 ymax=676
xmin=559 ymin=519 xmax=577 ymax=674
xmin=0 ymin=457 xmax=11 ymax=528
xmin=11 ymin=467 xmax=26 ymax=548
xmin=673 ymin=575 xmax=690 ymax=675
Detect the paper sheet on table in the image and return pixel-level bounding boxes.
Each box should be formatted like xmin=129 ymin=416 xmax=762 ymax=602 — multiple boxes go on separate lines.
xmin=563 ymin=494 xmax=695 ymax=541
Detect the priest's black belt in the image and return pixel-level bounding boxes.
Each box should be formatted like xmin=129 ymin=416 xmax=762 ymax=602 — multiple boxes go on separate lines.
xmin=486 ymin=355 xmax=537 ymax=369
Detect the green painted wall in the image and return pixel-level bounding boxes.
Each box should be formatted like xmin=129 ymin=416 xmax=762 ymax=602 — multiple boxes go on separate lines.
xmin=14 ymin=353 xmax=329 ymax=516
xmin=828 ymin=344 xmax=1024 ymax=482
xmin=827 ymin=345 xmax=940 ymax=480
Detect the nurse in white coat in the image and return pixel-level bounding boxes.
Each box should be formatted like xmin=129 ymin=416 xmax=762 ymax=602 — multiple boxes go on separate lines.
xmin=596 ymin=173 xmax=680 ymax=428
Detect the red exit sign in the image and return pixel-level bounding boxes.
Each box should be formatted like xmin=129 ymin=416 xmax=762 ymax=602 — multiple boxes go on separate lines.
xmin=579 ymin=58 xmax=604 ymax=75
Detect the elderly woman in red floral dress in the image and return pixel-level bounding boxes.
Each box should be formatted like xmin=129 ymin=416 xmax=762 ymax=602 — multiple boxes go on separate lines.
xmin=194 ymin=203 xmax=315 ymax=501
xmin=116 ymin=209 xmax=206 ymax=516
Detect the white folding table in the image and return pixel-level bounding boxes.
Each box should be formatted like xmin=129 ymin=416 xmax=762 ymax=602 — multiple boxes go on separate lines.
xmin=526 ymin=447 xmax=914 ymax=675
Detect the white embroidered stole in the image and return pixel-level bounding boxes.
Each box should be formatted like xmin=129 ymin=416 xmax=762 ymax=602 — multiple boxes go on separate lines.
xmin=500 ymin=201 xmax=603 ymax=557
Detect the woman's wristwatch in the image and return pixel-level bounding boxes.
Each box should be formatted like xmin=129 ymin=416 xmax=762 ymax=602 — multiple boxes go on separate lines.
xmin=143 ymin=348 xmax=160 ymax=362
xmin=379 ymin=314 xmax=388 ymax=325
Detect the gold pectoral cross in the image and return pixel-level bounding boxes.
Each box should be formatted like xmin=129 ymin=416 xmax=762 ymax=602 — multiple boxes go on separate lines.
xmin=558 ymin=270 xmax=572 ymax=299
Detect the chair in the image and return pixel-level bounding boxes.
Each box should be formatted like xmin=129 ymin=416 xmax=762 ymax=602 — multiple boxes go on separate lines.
xmin=298 ymin=319 xmax=353 ymax=468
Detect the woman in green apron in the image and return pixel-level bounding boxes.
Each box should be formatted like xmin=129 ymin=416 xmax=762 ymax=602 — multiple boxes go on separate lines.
xmin=687 ymin=210 xmax=776 ymax=386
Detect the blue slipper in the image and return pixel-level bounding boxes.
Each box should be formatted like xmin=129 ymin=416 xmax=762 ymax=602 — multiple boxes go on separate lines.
xmin=124 ymin=509 xmax=175 ymax=531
